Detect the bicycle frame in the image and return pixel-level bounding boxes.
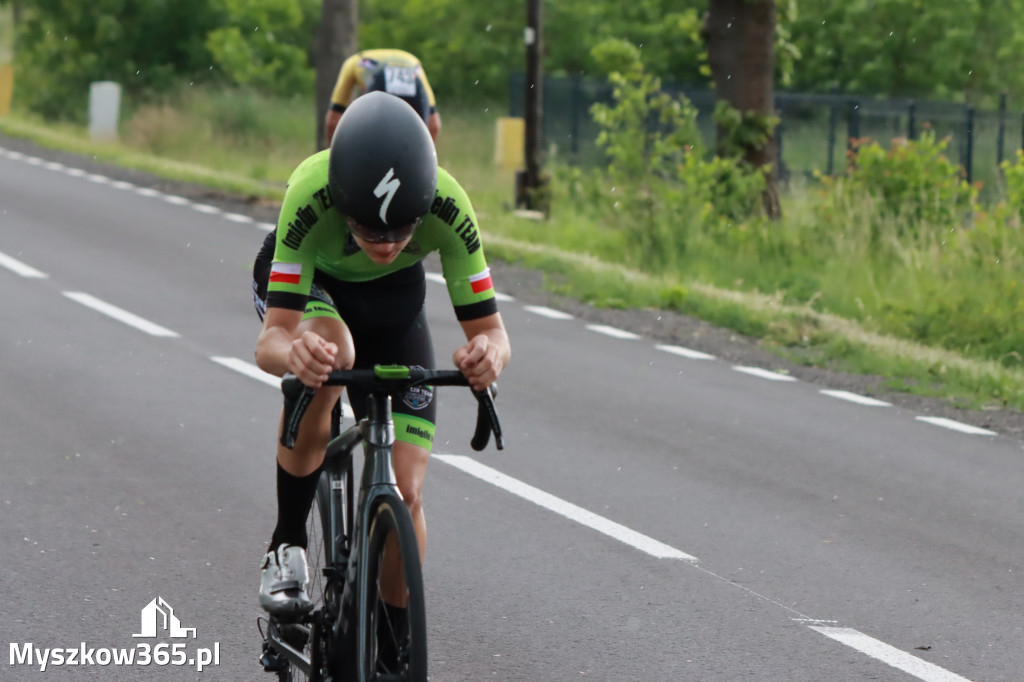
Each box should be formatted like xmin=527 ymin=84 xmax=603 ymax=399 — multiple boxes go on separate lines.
xmin=266 ymin=394 xmax=401 ymax=678
xmin=264 ymin=366 xmax=502 ymax=681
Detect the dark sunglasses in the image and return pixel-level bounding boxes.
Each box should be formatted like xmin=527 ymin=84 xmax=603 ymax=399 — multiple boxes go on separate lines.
xmin=345 ymin=216 xmax=421 ymax=244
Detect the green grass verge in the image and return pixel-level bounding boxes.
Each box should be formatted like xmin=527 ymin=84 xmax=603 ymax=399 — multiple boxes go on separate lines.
xmin=0 ymin=114 xmax=285 ymax=199
xmin=482 ymin=232 xmax=1024 ymax=411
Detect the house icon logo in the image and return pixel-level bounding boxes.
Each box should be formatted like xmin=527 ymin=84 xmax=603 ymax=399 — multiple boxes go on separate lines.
xmin=132 ymin=597 xmax=197 ymax=639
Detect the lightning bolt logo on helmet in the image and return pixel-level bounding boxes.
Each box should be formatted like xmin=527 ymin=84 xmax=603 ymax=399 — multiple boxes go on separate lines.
xmin=374 ymin=168 xmax=401 ymax=224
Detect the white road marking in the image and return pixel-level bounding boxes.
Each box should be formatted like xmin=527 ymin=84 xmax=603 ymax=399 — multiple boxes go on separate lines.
xmin=820 ymin=390 xmax=891 ymax=407
xmin=257 ymin=222 xmax=276 ymax=232
xmin=210 ymin=356 xmax=354 ymax=417
xmin=222 ymin=212 xmax=255 ymax=224
xmin=162 ymin=194 xmax=191 ymax=205
xmin=43 ymin=161 xmax=65 ymax=171
xmin=109 ymin=180 xmax=136 ymax=190
xmin=656 ymin=344 xmax=715 ymax=360
xmin=62 ymin=292 xmax=179 ymax=337
xmin=434 ymin=454 xmax=697 ymax=561
xmin=916 ymin=416 xmax=997 ymax=436
xmin=0 ymin=251 xmax=48 ymax=278
xmin=732 ymin=366 xmax=798 ymax=382
xmin=586 ymin=324 xmax=641 ymax=340
xmin=810 ymin=626 xmax=972 ymax=682
xmin=191 ymin=203 xmax=221 ymax=214
xmin=134 ymin=187 xmax=161 ymax=197
xmin=523 ymin=304 xmax=574 ymax=320
xmin=494 ymin=291 xmax=515 ymax=302
xmin=85 ymin=173 xmax=110 ymax=184
xmin=210 ymin=356 xmax=280 ymax=388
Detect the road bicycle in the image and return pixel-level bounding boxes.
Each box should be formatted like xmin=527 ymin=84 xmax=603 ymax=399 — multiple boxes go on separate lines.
xmin=260 ymin=364 xmax=503 ymax=681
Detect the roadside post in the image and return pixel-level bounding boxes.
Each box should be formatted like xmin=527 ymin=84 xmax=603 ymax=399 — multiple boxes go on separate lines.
xmin=88 ymin=81 xmax=121 ymax=141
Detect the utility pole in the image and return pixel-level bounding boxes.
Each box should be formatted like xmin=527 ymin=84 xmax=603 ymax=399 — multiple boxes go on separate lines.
xmin=518 ymin=0 xmax=547 ymax=213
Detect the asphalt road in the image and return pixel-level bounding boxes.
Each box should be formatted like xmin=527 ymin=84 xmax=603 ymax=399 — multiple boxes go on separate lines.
xmin=2 ymin=143 xmax=1024 ymax=681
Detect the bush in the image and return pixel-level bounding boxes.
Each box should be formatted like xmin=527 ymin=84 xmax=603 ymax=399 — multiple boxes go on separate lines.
xmin=574 ymin=39 xmax=766 ymax=271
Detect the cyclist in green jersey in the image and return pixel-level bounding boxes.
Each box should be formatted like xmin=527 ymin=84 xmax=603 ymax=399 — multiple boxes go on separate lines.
xmin=252 ymin=91 xmax=511 ymax=615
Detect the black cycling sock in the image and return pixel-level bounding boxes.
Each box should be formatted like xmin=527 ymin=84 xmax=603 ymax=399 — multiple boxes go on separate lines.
xmin=268 ymin=463 xmax=322 ymax=552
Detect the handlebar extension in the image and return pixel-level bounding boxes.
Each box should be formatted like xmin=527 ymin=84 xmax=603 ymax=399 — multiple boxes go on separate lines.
xmin=279 ymin=368 xmax=503 ymax=452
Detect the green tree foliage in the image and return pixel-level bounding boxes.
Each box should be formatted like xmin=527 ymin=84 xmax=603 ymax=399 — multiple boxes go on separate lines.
xmin=205 ymin=0 xmax=319 ymax=97
xmin=788 ymin=0 xmax=1024 ymax=102
xmin=545 ymin=0 xmax=705 ymax=83
xmin=576 ymin=39 xmax=764 ymax=270
xmin=358 ymin=0 xmax=522 ymax=103
xmin=356 ymin=0 xmax=708 ymax=102
xmin=14 ymin=0 xmax=226 ymax=120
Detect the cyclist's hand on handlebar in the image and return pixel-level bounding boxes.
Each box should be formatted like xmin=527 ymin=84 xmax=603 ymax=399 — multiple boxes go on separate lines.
xmin=453 ymin=334 xmax=504 ymax=391
xmin=289 ymin=331 xmax=337 ymax=388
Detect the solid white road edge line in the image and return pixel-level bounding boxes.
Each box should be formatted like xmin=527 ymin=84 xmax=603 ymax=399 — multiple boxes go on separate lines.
xmin=810 ymin=626 xmax=971 ymax=682
xmin=63 ymin=291 xmax=179 ymax=337
xmin=433 ymin=453 xmax=697 ymax=561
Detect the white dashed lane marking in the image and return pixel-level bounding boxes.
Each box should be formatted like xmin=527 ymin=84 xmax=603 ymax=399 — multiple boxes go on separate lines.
xmin=732 ymin=365 xmax=798 ymax=382
xmin=916 ymin=416 xmax=997 ymax=436
xmin=0 ymin=250 xmax=49 ymax=278
xmin=63 ymin=291 xmax=180 ymax=338
xmin=656 ymin=344 xmax=716 ymax=360
xmin=820 ymin=390 xmax=892 ymax=407
xmin=810 ymin=627 xmax=972 ymax=682
xmin=435 ymin=454 xmax=697 ymax=561
xmin=585 ymin=324 xmax=642 ymax=340
xmin=210 ymin=356 xmax=280 ymax=388
xmin=523 ymin=304 xmax=574 ymax=320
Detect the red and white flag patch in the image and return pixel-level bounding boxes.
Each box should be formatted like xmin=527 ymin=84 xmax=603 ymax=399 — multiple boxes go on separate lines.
xmin=269 ymin=262 xmax=302 ymax=285
xmin=468 ymin=267 xmax=493 ymax=294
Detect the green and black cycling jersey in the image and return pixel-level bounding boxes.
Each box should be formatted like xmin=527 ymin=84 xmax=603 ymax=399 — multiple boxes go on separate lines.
xmin=264 ymin=149 xmax=496 ymax=322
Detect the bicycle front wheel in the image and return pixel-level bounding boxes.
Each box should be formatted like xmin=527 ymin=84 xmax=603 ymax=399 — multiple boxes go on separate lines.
xmin=358 ymin=496 xmax=427 ymax=681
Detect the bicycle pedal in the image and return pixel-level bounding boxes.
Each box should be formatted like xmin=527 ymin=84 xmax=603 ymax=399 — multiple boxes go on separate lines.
xmin=259 ymin=641 xmax=287 ymax=672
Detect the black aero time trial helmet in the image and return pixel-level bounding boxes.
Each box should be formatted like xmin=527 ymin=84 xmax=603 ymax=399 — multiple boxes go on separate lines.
xmin=329 ymin=91 xmax=438 ymax=243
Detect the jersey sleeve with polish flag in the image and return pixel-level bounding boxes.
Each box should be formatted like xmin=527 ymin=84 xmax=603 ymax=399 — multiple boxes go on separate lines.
xmin=265 ymin=150 xmax=337 ymax=312
xmin=426 ymin=169 xmax=498 ymax=321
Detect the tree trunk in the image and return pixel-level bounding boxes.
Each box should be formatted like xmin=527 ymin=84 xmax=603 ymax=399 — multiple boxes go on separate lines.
xmin=313 ymin=0 xmax=358 ymax=152
xmin=702 ymin=0 xmax=781 ymax=218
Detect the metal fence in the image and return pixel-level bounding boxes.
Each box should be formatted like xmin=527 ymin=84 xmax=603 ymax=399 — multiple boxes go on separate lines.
xmin=509 ymin=74 xmax=1023 ymax=191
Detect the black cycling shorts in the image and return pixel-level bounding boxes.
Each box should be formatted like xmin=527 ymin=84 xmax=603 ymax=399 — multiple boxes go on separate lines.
xmin=252 ymin=233 xmax=438 ymax=449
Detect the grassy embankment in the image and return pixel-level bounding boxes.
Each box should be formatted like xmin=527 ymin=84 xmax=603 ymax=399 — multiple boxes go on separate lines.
xmin=1 ymin=85 xmax=1023 ymax=412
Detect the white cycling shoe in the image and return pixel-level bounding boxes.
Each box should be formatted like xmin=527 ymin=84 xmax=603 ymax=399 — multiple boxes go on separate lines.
xmin=258 ymin=544 xmax=313 ymax=616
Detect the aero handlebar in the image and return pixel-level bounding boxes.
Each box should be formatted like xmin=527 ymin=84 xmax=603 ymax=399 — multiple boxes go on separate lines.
xmin=279 ymin=366 xmax=503 ymax=452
